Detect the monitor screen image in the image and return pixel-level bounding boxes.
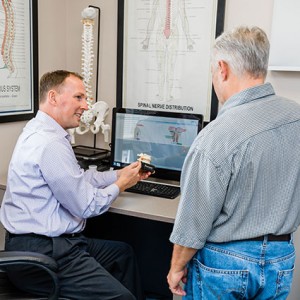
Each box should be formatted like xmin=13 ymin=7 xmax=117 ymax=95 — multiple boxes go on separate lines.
xmin=111 ymin=108 xmax=203 ymax=181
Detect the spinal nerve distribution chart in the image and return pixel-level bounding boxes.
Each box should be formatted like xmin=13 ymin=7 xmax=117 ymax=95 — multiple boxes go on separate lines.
xmin=121 ymin=0 xmax=219 ymax=121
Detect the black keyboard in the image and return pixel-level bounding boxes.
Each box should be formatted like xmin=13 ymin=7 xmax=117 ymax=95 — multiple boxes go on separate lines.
xmin=126 ymin=181 xmax=180 ymax=199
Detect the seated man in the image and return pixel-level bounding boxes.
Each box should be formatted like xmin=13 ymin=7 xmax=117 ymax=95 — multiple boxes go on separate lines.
xmin=0 ymin=70 xmax=150 ymax=300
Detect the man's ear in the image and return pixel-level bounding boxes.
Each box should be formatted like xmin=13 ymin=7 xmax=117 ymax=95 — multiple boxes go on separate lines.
xmin=219 ymin=60 xmax=229 ymax=81
xmin=48 ymin=90 xmax=57 ymax=106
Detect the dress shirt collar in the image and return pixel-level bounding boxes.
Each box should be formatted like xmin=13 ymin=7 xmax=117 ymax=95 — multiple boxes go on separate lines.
xmin=218 ymin=82 xmax=275 ymax=117
xmin=35 ymin=110 xmax=71 ymax=141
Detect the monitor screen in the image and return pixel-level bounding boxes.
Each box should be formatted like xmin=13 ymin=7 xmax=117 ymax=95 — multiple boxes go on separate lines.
xmin=111 ymin=108 xmax=203 ymax=181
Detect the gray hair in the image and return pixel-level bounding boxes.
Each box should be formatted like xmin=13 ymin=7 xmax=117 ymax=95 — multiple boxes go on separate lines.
xmin=211 ymin=26 xmax=270 ymax=79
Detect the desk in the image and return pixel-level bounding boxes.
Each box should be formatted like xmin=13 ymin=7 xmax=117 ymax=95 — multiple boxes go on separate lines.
xmin=0 ymin=176 xmax=179 ymax=299
xmin=84 ymin=189 xmax=179 ymax=299
xmin=110 ymin=190 xmax=179 ymax=223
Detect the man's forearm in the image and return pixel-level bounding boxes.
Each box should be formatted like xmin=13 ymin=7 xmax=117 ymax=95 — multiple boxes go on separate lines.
xmin=167 ymin=244 xmax=198 ymax=296
xmin=170 ymin=244 xmax=197 ymax=272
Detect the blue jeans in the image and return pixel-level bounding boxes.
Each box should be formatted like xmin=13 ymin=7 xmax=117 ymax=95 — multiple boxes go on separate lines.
xmin=184 ymin=236 xmax=295 ymax=299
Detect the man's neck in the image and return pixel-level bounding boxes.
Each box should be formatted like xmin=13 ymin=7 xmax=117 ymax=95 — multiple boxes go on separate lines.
xmin=223 ymin=76 xmax=265 ymax=104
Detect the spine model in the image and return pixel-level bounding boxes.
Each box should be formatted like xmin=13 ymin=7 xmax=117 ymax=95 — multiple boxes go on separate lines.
xmin=77 ymin=7 xmax=97 ymax=133
xmin=68 ymin=6 xmax=110 ymax=144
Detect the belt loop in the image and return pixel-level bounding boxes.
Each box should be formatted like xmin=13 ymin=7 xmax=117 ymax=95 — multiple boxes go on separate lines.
xmin=290 ymin=233 xmax=294 ymax=245
xmin=263 ymin=235 xmax=268 ymax=245
xmin=5 ymin=230 xmax=10 ymax=242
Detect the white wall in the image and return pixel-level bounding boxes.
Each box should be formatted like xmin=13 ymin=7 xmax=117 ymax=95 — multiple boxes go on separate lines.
xmin=0 ymin=0 xmax=300 ymax=298
xmin=224 ymin=0 xmax=300 ymax=105
xmin=0 ymin=0 xmax=118 ymax=180
xmin=64 ymin=0 xmax=118 ymax=147
xmin=37 ymin=0 xmax=118 ymax=148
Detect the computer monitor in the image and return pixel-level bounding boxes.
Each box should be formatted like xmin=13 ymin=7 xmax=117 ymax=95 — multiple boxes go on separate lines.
xmin=110 ymin=108 xmax=203 ymax=181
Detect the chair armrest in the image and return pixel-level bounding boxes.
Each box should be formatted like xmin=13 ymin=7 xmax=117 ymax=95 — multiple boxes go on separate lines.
xmin=0 ymin=251 xmax=59 ymax=300
xmin=0 ymin=251 xmax=58 ymax=271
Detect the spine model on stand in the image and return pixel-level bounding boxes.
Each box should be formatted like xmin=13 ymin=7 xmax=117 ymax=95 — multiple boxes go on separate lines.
xmin=68 ymin=7 xmax=111 ymax=144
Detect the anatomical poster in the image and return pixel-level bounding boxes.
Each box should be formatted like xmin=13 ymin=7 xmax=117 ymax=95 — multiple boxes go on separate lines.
xmin=0 ymin=0 xmax=37 ymax=121
xmin=120 ymin=0 xmax=222 ymax=121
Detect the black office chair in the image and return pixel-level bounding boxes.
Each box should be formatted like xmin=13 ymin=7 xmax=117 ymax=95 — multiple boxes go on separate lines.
xmin=0 ymin=250 xmax=65 ymax=299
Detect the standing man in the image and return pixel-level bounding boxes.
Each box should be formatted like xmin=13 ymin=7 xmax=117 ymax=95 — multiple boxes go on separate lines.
xmin=167 ymin=26 xmax=300 ymax=299
xmin=0 ymin=70 xmax=150 ymax=300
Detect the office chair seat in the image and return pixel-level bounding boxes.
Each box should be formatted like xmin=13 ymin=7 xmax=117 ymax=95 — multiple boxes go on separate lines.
xmin=0 ymin=250 xmax=68 ymax=300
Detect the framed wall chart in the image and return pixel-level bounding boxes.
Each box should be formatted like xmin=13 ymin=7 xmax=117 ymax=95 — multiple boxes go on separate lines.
xmin=117 ymin=0 xmax=226 ymax=122
xmin=0 ymin=0 xmax=38 ymax=123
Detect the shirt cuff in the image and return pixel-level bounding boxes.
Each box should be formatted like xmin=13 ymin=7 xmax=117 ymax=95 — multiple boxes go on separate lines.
xmin=105 ymin=183 xmax=120 ymax=199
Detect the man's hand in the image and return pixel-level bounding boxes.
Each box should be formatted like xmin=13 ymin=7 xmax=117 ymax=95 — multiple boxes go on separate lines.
xmin=167 ymin=244 xmax=197 ymax=296
xmin=167 ymin=267 xmax=188 ymax=296
xmin=116 ymin=162 xmax=151 ymax=192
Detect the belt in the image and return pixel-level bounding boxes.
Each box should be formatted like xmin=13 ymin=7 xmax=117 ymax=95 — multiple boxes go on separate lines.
xmin=60 ymin=233 xmax=82 ymax=238
xmin=245 ymin=234 xmax=291 ymax=242
xmin=7 ymin=232 xmax=82 ymax=239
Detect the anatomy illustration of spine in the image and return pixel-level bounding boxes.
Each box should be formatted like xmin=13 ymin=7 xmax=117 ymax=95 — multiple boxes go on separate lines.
xmin=68 ymin=7 xmax=110 ymax=144
xmin=1 ymin=0 xmax=15 ymax=74
xmin=141 ymin=0 xmax=194 ymax=102
xmin=163 ymin=0 xmax=171 ymax=39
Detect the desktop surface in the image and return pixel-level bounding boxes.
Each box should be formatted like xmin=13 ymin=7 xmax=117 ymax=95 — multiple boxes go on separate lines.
xmin=110 ymin=180 xmax=180 ymax=224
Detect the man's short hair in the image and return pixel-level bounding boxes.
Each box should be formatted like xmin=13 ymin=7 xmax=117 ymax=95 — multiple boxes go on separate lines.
xmin=39 ymin=70 xmax=83 ymax=103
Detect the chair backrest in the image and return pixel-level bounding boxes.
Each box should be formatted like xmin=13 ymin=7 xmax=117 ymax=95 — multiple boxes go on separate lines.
xmin=0 ymin=251 xmax=62 ymax=300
